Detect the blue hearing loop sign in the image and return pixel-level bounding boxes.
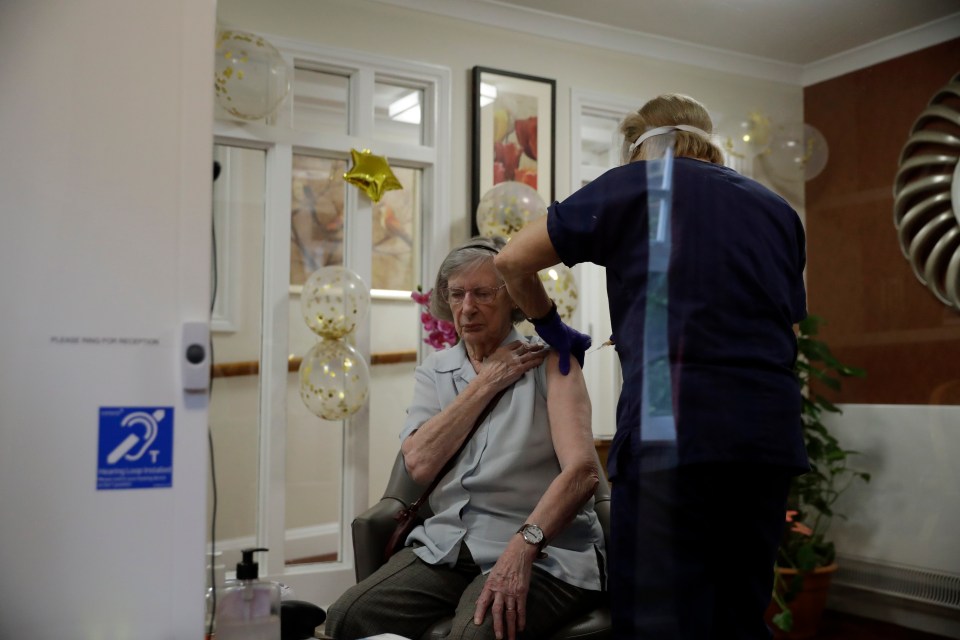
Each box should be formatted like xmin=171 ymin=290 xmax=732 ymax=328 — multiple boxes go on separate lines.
xmin=97 ymin=407 xmax=174 ymax=490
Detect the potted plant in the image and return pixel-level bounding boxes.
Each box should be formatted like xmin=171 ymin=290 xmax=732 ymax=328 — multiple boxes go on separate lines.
xmin=767 ymin=314 xmax=870 ymax=638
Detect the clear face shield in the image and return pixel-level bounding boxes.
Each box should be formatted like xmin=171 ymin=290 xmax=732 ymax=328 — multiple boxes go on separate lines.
xmin=640 ymin=132 xmax=678 ymax=452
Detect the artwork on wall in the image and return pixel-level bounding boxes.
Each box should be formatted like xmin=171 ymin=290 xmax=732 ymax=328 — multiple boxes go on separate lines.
xmin=471 ymin=66 xmax=555 ymax=234
xmin=290 ymin=155 xmax=420 ymax=296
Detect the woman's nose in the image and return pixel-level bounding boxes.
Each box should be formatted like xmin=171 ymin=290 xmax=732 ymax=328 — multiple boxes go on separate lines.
xmin=460 ymin=292 xmax=478 ymax=310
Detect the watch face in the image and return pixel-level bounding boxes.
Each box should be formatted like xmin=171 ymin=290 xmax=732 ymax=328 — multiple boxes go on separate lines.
xmin=521 ymin=524 xmax=544 ymax=545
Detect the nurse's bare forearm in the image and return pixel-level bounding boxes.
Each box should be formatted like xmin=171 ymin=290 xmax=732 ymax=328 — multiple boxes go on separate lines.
xmin=495 ymin=217 xmax=558 ymax=320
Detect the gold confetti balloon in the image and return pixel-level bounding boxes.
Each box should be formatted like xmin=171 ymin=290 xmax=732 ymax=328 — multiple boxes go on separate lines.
xmin=299 ymin=339 xmax=370 ymax=421
xmin=763 ymin=122 xmax=829 ymax=181
xmin=300 ymin=266 xmax=370 ymax=339
xmin=476 ymin=181 xmax=547 ymax=239
xmin=539 ymin=264 xmax=579 ymax=321
xmin=214 ymin=29 xmax=290 ymax=121
xmin=717 ymin=111 xmax=772 ymax=160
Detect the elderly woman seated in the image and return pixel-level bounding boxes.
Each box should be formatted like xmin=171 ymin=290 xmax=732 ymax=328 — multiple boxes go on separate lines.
xmin=325 ymin=236 xmax=605 ymax=640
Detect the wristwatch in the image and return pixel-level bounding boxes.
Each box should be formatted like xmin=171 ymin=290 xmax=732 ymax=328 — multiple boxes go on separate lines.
xmin=517 ymin=523 xmax=546 ymax=552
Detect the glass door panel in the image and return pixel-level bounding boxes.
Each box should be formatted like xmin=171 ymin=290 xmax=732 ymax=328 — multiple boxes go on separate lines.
xmin=372 ymin=166 xmax=421 ymax=293
xmin=284 ymin=368 xmax=345 ymax=565
xmin=208 ymin=144 xmax=267 ymax=576
xmin=287 ymin=153 xmax=349 ymax=564
xmin=290 ymin=154 xmax=348 ymax=287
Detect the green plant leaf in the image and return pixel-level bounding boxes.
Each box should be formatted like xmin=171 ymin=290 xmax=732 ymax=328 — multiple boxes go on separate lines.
xmin=838 ymin=364 xmax=867 ymax=378
xmin=796 ymin=543 xmax=818 ymax=571
xmin=772 ymin=609 xmax=793 ymax=632
xmin=782 ymin=312 xmax=869 ymax=572
xmin=812 ymin=371 xmax=841 ymax=391
xmin=798 ymin=315 xmax=822 ymax=335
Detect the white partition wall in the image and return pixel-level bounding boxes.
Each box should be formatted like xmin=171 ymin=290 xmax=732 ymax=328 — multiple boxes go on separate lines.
xmin=0 ymin=1 xmax=216 ymax=637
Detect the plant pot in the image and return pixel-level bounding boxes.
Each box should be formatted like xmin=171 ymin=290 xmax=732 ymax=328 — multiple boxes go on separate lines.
xmin=765 ymin=562 xmax=838 ymax=639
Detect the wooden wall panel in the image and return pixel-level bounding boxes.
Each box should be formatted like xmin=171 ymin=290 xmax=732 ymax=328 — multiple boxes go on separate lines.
xmin=804 ymin=39 xmax=960 ymax=405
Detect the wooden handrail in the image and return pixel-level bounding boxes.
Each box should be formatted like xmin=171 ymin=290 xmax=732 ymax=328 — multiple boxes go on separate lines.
xmin=211 ymin=350 xmax=418 ymax=378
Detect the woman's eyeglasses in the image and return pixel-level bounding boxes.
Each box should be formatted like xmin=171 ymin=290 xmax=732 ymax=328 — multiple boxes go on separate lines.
xmin=443 ymin=284 xmax=507 ymax=306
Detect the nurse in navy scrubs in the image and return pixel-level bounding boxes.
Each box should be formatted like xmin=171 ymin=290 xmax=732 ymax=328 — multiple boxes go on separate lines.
xmin=496 ymin=93 xmax=810 ymax=639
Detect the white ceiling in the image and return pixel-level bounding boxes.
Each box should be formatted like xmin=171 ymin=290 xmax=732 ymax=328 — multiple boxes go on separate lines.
xmin=376 ymin=0 xmax=960 ymax=84
xmin=485 ymin=0 xmax=960 ymax=65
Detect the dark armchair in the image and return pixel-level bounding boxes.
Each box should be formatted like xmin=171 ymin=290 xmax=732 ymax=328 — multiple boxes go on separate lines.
xmin=351 ymin=451 xmax=612 ymax=640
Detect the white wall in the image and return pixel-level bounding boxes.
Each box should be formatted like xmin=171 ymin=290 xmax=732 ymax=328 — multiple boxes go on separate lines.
xmin=825 ymin=404 xmax=960 ymax=636
xmin=826 ymin=405 xmax=960 ymax=570
xmin=0 ymin=0 xmax=215 ymax=636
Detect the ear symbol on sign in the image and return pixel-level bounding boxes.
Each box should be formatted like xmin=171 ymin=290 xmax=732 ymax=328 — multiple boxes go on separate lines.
xmin=116 ymin=411 xmax=161 ymax=461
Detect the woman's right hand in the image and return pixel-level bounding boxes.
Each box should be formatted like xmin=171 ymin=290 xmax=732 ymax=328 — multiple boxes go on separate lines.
xmin=479 ymin=340 xmax=547 ymax=391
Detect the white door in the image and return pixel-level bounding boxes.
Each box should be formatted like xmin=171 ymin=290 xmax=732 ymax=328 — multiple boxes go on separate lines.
xmin=0 ymin=1 xmax=215 ymax=637
xmin=208 ymin=39 xmax=451 ymax=608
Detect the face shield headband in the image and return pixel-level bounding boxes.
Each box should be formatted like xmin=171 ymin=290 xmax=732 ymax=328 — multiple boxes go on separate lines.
xmin=620 ymin=124 xmax=711 ymax=165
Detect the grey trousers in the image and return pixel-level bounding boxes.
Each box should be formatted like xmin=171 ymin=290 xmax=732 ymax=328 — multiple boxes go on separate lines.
xmin=325 ymin=545 xmax=599 ymax=640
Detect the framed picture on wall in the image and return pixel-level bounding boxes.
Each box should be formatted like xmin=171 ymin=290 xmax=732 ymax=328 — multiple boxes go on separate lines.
xmin=471 ymin=67 xmax=555 ymax=235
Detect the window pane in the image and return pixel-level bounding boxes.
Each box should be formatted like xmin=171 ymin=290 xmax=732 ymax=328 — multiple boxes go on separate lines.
xmin=208 ymin=144 xmax=266 ymax=574
xmin=372 ymin=166 xmax=421 ymax=291
xmin=291 ymin=154 xmax=346 ymax=287
xmin=581 ymin=112 xmax=622 ymax=172
xmin=284 ymin=348 xmax=344 ymax=565
xmin=294 ymin=68 xmax=349 ymax=135
xmin=374 ymin=81 xmax=424 ymax=145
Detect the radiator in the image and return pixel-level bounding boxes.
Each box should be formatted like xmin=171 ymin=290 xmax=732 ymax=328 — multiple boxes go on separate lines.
xmin=834 ymin=553 xmax=960 ymax=610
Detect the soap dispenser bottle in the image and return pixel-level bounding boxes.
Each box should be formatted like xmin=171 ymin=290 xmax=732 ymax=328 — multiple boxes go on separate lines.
xmin=213 ymin=547 xmax=281 ymax=640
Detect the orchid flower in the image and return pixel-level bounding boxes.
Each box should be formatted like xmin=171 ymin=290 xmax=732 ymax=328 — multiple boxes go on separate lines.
xmin=412 ymin=287 xmax=458 ymax=350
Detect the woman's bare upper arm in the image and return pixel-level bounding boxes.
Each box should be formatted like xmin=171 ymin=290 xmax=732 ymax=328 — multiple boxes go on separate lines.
xmin=544 ymin=351 xmax=595 ymax=470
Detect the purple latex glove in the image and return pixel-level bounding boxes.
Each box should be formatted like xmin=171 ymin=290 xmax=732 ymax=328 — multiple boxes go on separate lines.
xmin=530 ymin=302 xmax=592 ymax=375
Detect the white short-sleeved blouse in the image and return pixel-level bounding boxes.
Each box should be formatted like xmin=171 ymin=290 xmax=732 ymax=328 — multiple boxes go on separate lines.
xmin=400 ymin=329 xmax=605 ymax=590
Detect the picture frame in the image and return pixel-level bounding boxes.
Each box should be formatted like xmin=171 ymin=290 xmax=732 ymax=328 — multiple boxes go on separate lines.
xmin=471 ymin=67 xmax=556 ymax=235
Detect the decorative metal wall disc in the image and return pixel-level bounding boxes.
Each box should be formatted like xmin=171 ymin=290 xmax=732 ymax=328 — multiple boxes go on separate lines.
xmin=893 ymin=72 xmax=960 ymax=310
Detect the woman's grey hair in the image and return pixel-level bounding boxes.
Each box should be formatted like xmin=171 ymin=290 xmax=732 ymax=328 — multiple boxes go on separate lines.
xmin=430 ymin=235 xmax=525 ymax=324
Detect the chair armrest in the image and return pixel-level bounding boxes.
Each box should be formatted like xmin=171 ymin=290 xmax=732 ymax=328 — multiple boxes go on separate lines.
xmin=351 ymin=497 xmax=407 ymax=582
xmin=593 ymin=496 xmax=611 ymax=553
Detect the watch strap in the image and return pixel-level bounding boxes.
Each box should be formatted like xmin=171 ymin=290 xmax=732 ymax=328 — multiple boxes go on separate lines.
xmin=516 ymin=523 xmax=548 ymax=557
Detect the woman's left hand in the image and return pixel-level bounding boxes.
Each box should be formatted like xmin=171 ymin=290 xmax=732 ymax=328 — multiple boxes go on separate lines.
xmin=473 ymin=537 xmax=536 ymax=640
xmin=477 ymin=340 xmax=547 ymax=392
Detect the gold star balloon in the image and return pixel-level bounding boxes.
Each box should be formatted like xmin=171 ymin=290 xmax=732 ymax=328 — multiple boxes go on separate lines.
xmin=343 ymin=148 xmax=402 ymax=202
